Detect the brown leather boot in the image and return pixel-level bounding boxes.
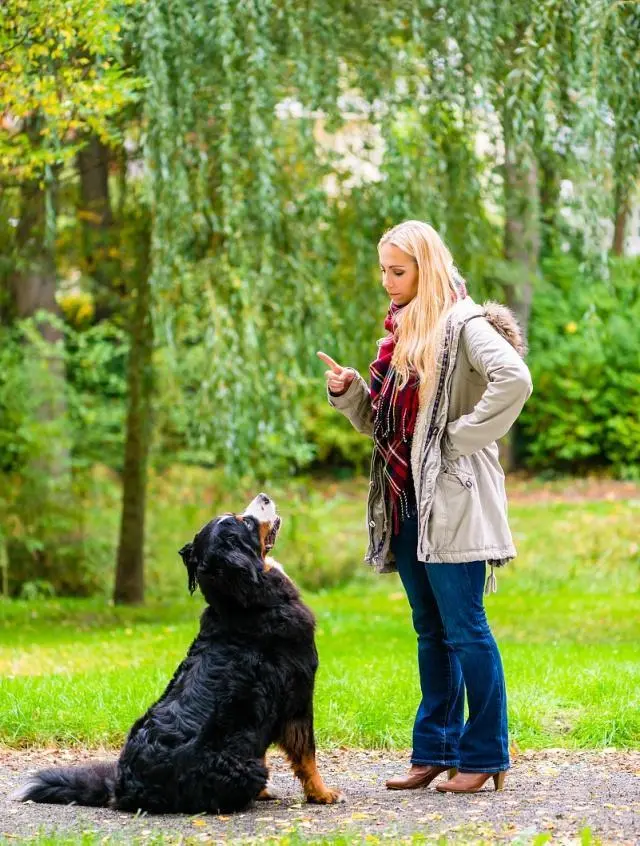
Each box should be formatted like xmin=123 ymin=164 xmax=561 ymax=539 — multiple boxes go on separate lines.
xmin=436 ymin=770 xmax=506 ymax=793
xmin=386 ymin=765 xmax=458 ymax=790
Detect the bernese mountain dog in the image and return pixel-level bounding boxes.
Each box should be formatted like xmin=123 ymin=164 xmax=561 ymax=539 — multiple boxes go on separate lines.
xmin=13 ymin=493 xmax=342 ymax=814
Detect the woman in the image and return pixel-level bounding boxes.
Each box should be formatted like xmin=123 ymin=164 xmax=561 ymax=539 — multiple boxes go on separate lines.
xmin=318 ymin=220 xmax=532 ymax=794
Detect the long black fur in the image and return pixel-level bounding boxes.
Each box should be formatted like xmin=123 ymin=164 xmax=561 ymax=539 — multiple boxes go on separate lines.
xmin=14 ymin=514 xmax=322 ymax=814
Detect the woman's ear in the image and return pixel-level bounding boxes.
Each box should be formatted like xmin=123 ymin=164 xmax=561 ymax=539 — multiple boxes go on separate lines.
xmin=178 ymin=541 xmax=197 ymax=595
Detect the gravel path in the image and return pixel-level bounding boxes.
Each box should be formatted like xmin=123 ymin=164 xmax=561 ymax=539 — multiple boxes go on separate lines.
xmin=1 ymin=747 xmax=639 ymax=844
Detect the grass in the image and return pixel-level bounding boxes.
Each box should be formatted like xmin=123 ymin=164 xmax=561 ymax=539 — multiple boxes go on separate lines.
xmin=0 ymin=524 xmax=638 ymax=751
xmin=73 ymin=465 xmax=640 ymax=596
xmin=0 ymin=469 xmax=638 ymax=751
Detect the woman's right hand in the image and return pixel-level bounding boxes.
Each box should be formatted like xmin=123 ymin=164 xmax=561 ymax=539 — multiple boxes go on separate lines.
xmin=317 ymin=351 xmax=356 ymax=396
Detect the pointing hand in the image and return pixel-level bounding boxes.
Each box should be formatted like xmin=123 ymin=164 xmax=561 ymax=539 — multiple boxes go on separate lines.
xmin=317 ymin=351 xmax=356 ymax=396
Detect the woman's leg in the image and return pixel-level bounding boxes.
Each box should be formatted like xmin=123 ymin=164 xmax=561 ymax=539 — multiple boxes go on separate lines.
xmin=425 ymin=562 xmax=509 ymax=773
xmin=392 ymin=517 xmax=464 ymax=767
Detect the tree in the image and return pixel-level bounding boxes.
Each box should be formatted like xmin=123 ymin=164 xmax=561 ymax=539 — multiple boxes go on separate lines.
xmin=113 ymin=209 xmax=152 ymax=605
xmin=595 ymin=1 xmax=640 ymax=255
xmin=0 ymin=0 xmax=141 ymax=591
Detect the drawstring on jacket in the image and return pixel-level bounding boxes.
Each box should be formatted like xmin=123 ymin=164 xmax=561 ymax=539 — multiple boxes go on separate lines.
xmin=484 ymin=564 xmax=498 ymax=595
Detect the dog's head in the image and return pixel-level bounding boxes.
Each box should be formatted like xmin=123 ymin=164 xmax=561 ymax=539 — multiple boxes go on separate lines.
xmin=178 ymin=493 xmax=285 ymax=605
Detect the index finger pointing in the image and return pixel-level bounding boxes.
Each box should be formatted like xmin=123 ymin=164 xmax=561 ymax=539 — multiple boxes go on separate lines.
xmin=316 ymin=351 xmax=342 ymax=373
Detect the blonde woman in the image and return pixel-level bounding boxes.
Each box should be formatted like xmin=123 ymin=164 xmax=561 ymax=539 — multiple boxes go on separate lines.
xmin=318 ymin=220 xmax=532 ymax=794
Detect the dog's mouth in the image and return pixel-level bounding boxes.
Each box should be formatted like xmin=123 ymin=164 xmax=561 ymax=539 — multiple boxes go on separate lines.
xmin=264 ymin=516 xmax=281 ymax=552
xmin=242 ymin=493 xmax=281 ymax=556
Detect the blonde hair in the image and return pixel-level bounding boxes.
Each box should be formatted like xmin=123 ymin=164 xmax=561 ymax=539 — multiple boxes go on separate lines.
xmin=378 ymin=220 xmax=463 ymax=403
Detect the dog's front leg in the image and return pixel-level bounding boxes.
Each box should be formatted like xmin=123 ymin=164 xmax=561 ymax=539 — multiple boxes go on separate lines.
xmin=279 ymin=717 xmax=343 ymax=804
xmin=256 ymin=756 xmax=279 ymax=801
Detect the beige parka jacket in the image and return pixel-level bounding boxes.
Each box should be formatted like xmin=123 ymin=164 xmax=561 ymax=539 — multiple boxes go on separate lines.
xmin=328 ymin=296 xmax=533 ymax=578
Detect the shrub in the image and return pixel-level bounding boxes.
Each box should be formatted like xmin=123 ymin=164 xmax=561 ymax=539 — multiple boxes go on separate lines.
xmin=0 ymin=318 xmax=126 ymax=596
xmin=300 ymin=394 xmax=372 ymax=475
xmin=520 ymin=255 xmax=640 ymax=477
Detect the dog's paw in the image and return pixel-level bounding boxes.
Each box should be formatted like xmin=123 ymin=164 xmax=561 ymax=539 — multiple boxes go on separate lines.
xmin=306 ymin=787 xmax=344 ymax=805
xmin=257 ymin=787 xmax=279 ymax=801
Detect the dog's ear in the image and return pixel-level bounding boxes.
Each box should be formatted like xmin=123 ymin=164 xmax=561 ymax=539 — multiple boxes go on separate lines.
xmin=179 ymin=542 xmax=197 ymax=595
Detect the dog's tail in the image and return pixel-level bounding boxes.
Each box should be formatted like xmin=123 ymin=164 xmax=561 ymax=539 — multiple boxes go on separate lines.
xmin=11 ymin=761 xmax=117 ymax=807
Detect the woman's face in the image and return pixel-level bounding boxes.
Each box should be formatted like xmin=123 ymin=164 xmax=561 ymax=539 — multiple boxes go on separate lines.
xmin=379 ymin=243 xmax=419 ymax=306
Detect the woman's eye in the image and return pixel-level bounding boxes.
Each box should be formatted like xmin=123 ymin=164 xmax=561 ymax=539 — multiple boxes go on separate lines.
xmin=394 ymin=271 xmax=405 ymax=277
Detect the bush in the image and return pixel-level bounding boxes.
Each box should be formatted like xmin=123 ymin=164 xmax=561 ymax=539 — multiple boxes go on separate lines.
xmin=300 ymin=394 xmax=372 ymax=475
xmin=520 ymin=255 xmax=640 ymax=477
xmin=0 ymin=318 xmax=126 ymax=596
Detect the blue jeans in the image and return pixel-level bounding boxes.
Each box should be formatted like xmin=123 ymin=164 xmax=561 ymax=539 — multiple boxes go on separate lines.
xmin=391 ymin=515 xmax=509 ymax=773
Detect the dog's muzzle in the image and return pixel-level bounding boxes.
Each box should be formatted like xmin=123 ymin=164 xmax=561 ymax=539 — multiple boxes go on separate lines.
xmin=243 ymin=493 xmax=281 ymax=551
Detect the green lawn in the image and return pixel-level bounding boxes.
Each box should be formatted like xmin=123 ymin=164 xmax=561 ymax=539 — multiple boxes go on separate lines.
xmin=1 ymin=483 xmax=638 ymax=751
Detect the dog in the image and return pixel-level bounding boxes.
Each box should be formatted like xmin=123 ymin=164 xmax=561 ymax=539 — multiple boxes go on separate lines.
xmin=13 ymin=494 xmax=341 ymax=813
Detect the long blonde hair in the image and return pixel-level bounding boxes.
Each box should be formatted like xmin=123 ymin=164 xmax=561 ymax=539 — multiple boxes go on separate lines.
xmin=378 ymin=220 xmax=463 ymax=403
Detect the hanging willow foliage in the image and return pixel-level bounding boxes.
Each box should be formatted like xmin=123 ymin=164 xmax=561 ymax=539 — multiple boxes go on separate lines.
xmin=136 ymin=0 xmax=629 ymax=477
xmin=140 ymin=0 xmax=342 ymax=475
xmin=137 ymin=1 xmax=496 ymax=476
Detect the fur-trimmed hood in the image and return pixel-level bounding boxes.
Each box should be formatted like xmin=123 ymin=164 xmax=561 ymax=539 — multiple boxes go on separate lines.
xmin=482 ymin=301 xmax=528 ymax=358
xmin=449 ymin=295 xmax=528 ymax=359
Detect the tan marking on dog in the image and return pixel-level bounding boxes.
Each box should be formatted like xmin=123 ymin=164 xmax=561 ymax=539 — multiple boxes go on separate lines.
xmin=258 ymin=521 xmax=272 ymax=559
xmin=292 ymin=753 xmax=342 ymax=805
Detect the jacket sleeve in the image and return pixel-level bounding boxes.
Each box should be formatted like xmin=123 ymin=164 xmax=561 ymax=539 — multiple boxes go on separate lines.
xmin=443 ymin=317 xmax=533 ymax=459
xmin=327 ymin=369 xmax=374 ymax=437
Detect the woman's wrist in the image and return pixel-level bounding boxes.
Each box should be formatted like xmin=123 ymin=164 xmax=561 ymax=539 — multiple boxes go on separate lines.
xmin=329 ymin=383 xmax=349 ymax=397
xmin=328 ymin=368 xmax=356 ymax=396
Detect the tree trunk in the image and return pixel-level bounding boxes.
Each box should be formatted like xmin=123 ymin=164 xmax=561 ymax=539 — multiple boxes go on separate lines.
xmin=11 ymin=180 xmax=61 ymax=337
xmin=113 ymin=216 xmax=153 ymax=605
xmin=5 ymin=151 xmax=85 ymax=593
xmin=503 ymin=147 xmax=540 ymax=338
xmin=77 ymin=136 xmax=122 ymax=320
xmin=612 ymin=180 xmax=629 ymax=256
xmin=538 ymin=151 xmax=560 ymax=259
xmin=501 ymin=107 xmax=541 ymax=471
xmin=11 ymin=174 xmax=69 ymax=472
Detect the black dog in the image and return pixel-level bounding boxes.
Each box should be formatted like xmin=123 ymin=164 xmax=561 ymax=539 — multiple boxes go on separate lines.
xmin=13 ymin=494 xmax=341 ymax=813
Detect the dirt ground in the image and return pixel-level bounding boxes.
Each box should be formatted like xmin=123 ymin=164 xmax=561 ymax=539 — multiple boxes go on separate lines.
xmin=1 ymin=747 xmax=639 ymax=844
xmin=506 ymin=476 xmax=640 ymax=505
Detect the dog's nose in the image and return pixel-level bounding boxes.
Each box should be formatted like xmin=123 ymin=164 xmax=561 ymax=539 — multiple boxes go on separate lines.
xmin=258 ymin=492 xmax=271 ymax=504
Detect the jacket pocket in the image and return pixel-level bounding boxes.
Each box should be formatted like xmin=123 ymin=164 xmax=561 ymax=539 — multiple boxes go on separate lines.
xmin=428 ymin=461 xmax=475 ymax=549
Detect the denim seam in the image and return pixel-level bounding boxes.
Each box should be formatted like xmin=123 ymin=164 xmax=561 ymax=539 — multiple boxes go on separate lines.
xmin=411 ymin=757 xmax=460 ymax=767
xmin=489 ymin=620 xmax=509 ymax=769
xmin=441 ymin=630 xmax=454 ymax=763
xmin=458 ymin=765 xmax=509 ymax=774
xmin=493 ymin=654 xmax=504 ymax=769
xmin=497 ymin=654 xmax=510 ymax=768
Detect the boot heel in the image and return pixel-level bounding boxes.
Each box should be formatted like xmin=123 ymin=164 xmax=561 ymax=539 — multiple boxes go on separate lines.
xmin=448 ymin=768 xmax=458 ymax=780
xmin=493 ymin=771 xmax=506 ymax=791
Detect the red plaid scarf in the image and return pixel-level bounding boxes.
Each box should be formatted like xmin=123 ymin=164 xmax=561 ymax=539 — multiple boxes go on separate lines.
xmin=370 ymin=275 xmax=468 ymax=534
xmin=370 ymin=302 xmax=420 ymax=534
